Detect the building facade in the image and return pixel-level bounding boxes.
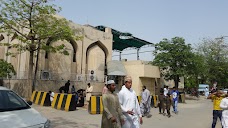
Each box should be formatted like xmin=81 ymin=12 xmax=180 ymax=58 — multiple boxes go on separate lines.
xmin=0 ymin=19 xmax=181 ymax=98
xmin=0 ymin=22 xmax=113 ymax=98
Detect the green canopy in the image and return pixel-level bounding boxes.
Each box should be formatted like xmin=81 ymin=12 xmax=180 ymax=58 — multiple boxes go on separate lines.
xmin=95 ymin=25 xmax=153 ymax=51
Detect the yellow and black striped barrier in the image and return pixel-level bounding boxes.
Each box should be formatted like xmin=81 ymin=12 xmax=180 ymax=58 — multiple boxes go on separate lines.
xmin=137 ymin=96 xmax=142 ymax=104
xmin=137 ymin=95 xmax=158 ymax=107
xmin=151 ymin=95 xmax=158 ymax=108
xmin=88 ymin=96 xmax=103 ymax=114
xmin=51 ymin=93 xmax=76 ymax=111
xmin=30 ymin=91 xmax=51 ymax=106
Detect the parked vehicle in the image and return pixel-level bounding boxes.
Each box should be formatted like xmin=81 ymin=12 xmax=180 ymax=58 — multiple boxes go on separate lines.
xmin=0 ymin=86 xmax=50 ymax=128
xmin=198 ymin=84 xmax=209 ymax=94
xmin=220 ymin=88 xmax=228 ymax=94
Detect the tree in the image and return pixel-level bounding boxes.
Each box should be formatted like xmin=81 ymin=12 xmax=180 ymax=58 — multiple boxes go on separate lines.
xmin=0 ymin=0 xmax=80 ymax=92
xmin=196 ymin=38 xmax=228 ymax=88
xmin=184 ymin=53 xmax=207 ymax=88
xmin=152 ymin=37 xmax=194 ymax=88
xmin=0 ymin=59 xmax=16 ymax=78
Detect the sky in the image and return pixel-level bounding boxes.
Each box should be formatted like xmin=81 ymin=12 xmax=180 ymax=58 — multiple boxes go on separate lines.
xmin=52 ymin=0 xmax=228 ymax=61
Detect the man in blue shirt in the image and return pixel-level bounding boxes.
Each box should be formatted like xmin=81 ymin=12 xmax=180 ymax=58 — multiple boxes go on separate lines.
xmin=171 ymin=87 xmax=179 ymax=114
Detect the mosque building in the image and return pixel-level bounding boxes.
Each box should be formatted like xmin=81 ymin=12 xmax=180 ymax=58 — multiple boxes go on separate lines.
xmin=0 ymin=19 xmax=182 ymax=98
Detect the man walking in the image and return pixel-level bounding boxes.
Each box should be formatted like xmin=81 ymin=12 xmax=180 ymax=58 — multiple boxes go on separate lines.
xmin=205 ymin=87 xmax=209 ymax=98
xmin=101 ymin=80 xmax=124 ymax=128
xmin=171 ymin=87 xmax=179 ymax=114
xmin=140 ymin=86 xmax=152 ymax=118
xmin=208 ymin=90 xmax=225 ymax=128
xmin=118 ymin=76 xmax=143 ymax=128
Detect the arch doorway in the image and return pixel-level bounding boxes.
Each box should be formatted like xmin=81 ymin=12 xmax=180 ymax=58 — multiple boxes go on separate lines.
xmin=86 ymin=41 xmax=108 ymax=82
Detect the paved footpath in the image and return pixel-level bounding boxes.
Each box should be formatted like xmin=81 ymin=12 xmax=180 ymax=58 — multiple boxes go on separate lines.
xmin=33 ymin=98 xmax=223 ymax=128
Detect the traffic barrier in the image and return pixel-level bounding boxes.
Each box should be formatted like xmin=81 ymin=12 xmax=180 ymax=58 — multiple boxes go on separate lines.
xmin=137 ymin=96 xmax=142 ymax=103
xmin=88 ymin=96 xmax=103 ymax=114
xmin=30 ymin=91 xmax=51 ymax=106
xmin=51 ymin=93 xmax=76 ymax=111
xmin=151 ymin=95 xmax=158 ymax=107
xmin=138 ymin=95 xmax=158 ymax=107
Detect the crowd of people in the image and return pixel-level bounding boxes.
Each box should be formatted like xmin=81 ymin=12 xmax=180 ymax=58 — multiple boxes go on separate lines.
xmin=101 ymin=78 xmax=228 ymax=128
xmin=48 ymin=80 xmax=89 ymax=107
xmin=101 ymin=76 xmax=181 ymax=128
xmin=47 ymin=77 xmax=181 ymax=128
xmin=158 ymin=85 xmax=180 ymax=118
xmin=102 ymin=76 xmax=143 ymax=128
xmin=40 ymin=76 xmax=228 ymax=128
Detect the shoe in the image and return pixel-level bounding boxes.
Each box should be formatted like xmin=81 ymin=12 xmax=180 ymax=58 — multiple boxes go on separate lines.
xmin=163 ymin=113 xmax=166 ymax=116
xmin=159 ymin=112 xmax=162 ymax=114
xmin=168 ymin=115 xmax=171 ymax=118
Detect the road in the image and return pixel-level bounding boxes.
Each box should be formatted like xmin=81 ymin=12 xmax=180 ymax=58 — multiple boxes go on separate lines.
xmin=33 ymin=97 xmax=222 ymax=128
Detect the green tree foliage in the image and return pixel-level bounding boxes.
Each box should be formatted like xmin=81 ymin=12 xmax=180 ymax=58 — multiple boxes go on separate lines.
xmin=184 ymin=53 xmax=208 ymax=88
xmin=152 ymin=37 xmax=194 ymax=88
xmin=0 ymin=59 xmax=16 ymax=78
xmin=185 ymin=77 xmax=198 ymax=88
xmin=196 ymin=38 xmax=228 ymax=88
xmin=0 ymin=0 xmax=81 ymax=92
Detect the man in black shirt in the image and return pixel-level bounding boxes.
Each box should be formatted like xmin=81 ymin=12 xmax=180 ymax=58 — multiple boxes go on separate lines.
xmin=64 ymin=80 xmax=70 ymax=93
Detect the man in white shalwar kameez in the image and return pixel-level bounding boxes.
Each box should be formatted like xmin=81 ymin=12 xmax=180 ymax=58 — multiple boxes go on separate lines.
xmin=86 ymin=83 xmax=93 ymax=102
xmin=140 ymin=86 xmax=151 ymax=118
xmin=118 ymin=76 xmax=143 ymax=128
xmin=205 ymin=87 xmax=209 ymax=98
xmin=220 ymin=95 xmax=228 ymax=128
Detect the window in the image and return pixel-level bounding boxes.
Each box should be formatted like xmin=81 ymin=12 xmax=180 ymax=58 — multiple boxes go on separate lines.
xmin=0 ymin=90 xmax=30 ymax=112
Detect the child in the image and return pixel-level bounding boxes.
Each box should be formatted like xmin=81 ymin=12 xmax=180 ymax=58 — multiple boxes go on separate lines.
xmin=158 ymin=89 xmax=165 ymax=114
xmin=164 ymin=93 xmax=172 ymax=118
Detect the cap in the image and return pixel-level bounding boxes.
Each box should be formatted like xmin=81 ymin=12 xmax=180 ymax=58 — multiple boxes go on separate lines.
xmin=107 ymin=80 xmax=115 ymax=85
xmin=124 ymin=75 xmax=132 ymax=82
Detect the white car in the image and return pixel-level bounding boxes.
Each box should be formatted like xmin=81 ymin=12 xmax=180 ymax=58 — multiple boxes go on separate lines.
xmin=0 ymin=86 xmax=50 ymax=128
xmin=221 ymin=89 xmax=228 ymax=94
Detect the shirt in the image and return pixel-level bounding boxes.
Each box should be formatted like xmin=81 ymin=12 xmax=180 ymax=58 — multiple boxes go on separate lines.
xmin=172 ymin=90 xmax=179 ymax=101
xmin=118 ymin=85 xmax=142 ymax=128
xmin=141 ymin=89 xmax=150 ymax=104
xmin=50 ymin=92 xmax=54 ymax=102
xmin=102 ymin=86 xmax=108 ymax=94
xmin=164 ymin=88 xmax=169 ymax=96
xmin=101 ymin=91 xmax=124 ymax=128
xmin=212 ymin=95 xmax=224 ymax=110
xmin=205 ymin=88 xmax=209 ymax=93
xmin=220 ymin=97 xmax=228 ymax=127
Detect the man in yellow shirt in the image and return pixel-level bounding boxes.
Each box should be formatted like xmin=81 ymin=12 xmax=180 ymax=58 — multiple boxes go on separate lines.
xmin=207 ymin=90 xmax=225 ymax=128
